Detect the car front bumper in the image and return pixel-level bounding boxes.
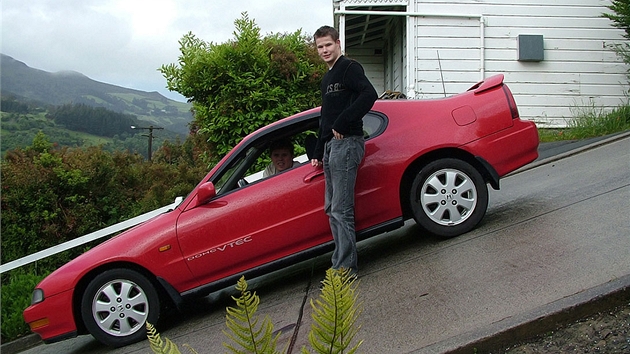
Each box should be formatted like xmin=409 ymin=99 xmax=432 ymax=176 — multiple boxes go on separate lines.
xmin=23 ymin=288 xmax=78 ymax=343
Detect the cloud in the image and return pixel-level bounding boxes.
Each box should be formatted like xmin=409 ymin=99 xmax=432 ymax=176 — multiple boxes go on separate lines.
xmin=1 ymin=0 xmax=332 ymax=101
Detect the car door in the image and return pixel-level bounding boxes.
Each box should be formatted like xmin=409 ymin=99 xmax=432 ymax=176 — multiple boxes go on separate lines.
xmin=175 ymin=161 xmax=329 ymax=286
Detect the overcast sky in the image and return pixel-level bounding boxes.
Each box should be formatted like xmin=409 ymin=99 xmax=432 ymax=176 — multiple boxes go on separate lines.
xmin=2 ymin=0 xmax=333 ymax=102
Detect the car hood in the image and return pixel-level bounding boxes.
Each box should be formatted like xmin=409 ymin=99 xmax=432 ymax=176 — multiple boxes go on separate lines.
xmin=34 ymin=209 xmax=181 ymax=297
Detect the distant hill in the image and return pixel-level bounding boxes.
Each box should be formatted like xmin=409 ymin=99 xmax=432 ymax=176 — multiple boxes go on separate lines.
xmin=0 ymin=54 xmax=192 ymax=135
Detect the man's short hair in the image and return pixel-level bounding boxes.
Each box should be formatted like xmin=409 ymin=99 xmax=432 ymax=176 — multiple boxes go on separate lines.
xmin=269 ymin=138 xmax=294 ymax=155
xmin=314 ymin=25 xmax=339 ymax=41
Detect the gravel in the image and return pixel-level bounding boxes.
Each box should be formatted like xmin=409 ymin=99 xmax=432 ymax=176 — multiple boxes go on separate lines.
xmin=498 ymin=302 xmax=630 ymax=353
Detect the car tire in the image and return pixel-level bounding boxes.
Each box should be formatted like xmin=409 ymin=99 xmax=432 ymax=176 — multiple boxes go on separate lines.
xmin=80 ymin=268 xmax=160 ymax=347
xmin=410 ymin=158 xmax=488 ymax=238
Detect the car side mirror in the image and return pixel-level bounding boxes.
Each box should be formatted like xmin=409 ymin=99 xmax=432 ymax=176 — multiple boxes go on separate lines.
xmin=196 ymin=182 xmax=216 ymax=206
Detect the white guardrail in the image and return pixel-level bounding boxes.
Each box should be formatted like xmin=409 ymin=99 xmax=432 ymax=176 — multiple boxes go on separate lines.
xmin=0 ymin=197 xmax=184 ymax=274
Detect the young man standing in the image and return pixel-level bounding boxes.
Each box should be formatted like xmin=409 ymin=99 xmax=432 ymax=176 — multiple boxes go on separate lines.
xmin=311 ymin=25 xmax=378 ymax=274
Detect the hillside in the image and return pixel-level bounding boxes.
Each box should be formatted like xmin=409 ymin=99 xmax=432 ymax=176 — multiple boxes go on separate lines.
xmin=0 ymin=54 xmax=192 ymax=135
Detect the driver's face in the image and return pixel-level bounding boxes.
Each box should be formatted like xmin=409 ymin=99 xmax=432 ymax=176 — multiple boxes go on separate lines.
xmin=271 ymin=148 xmax=293 ymax=172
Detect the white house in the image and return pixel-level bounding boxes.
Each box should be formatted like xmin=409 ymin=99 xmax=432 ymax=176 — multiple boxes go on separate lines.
xmin=331 ymin=0 xmax=628 ymax=127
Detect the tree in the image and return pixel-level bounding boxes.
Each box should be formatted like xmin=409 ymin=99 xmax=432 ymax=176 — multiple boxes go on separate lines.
xmin=604 ymin=0 xmax=630 ymax=83
xmin=160 ymin=13 xmax=326 ymax=164
xmin=604 ymin=0 xmax=630 ymax=39
xmin=48 ymin=103 xmax=138 ymax=137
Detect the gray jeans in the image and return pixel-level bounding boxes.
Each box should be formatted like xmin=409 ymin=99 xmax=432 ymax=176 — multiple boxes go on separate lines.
xmin=323 ymin=135 xmax=365 ymax=273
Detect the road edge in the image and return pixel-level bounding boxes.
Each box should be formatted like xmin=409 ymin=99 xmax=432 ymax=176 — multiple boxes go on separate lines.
xmin=1 ymin=333 xmax=41 ymax=354
xmin=415 ymin=274 xmax=630 ymax=354
xmin=509 ymin=130 xmax=630 ymax=176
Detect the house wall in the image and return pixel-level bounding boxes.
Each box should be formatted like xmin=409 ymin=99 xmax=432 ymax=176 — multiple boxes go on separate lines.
xmin=346 ymin=44 xmax=387 ymax=94
xmin=383 ymin=16 xmax=407 ymax=94
xmin=346 ymin=16 xmax=406 ymax=97
xmin=410 ymin=0 xmax=628 ymax=127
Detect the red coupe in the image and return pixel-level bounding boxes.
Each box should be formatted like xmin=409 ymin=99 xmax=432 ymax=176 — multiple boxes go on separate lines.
xmin=23 ymin=74 xmax=539 ymax=347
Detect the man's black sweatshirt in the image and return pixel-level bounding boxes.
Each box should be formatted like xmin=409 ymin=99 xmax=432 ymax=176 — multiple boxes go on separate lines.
xmin=314 ymin=55 xmax=378 ymax=161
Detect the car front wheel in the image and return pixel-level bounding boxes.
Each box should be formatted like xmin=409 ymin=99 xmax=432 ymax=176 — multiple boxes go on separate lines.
xmin=410 ymin=158 xmax=488 ymax=238
xmin=80 ymin=268 xmax=160 ymax=347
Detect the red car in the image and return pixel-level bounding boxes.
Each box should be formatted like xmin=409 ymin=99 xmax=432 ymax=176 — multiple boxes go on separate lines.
xmin=23 ymin=74 xmax=538 ymax=347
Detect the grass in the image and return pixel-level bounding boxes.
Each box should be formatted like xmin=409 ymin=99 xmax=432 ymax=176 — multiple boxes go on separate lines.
xmin=538 ymin=102 xmax=630 ymax=143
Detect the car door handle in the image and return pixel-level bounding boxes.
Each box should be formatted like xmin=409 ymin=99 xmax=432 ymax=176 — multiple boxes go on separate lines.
xmin=304 ymin=169 xmax=324 ymax=183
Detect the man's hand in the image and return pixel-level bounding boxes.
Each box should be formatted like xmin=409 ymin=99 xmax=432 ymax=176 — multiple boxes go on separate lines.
xmin=332 ymin=129 xmax=343 ymax=140
xmin=311 ymin=159 xmax=322 ymax=167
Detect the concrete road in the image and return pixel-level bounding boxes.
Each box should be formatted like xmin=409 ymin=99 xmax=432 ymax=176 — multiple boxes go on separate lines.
xmin=14 ymin=134 xmax=630 ymax=354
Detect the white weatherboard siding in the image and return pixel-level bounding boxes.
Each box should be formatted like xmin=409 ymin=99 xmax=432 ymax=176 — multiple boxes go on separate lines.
xmin=351 ymin=45 xmax=387 ymax=94
xmin=411 ymin=0 xmax=628 ymax=127
xmin=336 ymin=0 xmax=627 ymax=127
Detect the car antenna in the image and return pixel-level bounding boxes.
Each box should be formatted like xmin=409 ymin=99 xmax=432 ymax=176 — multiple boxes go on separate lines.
xmin=437 ymin=50 xmax=447 ymax=97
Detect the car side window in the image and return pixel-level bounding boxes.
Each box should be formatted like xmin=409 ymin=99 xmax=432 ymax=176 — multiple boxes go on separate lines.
xmin=211 ymin=113 xmax=380 ymax=194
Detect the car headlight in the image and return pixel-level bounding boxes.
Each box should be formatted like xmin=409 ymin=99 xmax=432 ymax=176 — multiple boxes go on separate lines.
xmin=31 ymin=289 xmax=44 ymax=305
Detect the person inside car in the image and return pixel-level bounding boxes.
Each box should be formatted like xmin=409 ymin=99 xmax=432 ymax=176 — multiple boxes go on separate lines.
xmin=263 ymin=138 xmax=299 ymax=177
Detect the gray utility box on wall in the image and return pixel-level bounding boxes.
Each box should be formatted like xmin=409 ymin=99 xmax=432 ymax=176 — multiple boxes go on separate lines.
xmin=517 ymin=34 xmax=544 ymax=62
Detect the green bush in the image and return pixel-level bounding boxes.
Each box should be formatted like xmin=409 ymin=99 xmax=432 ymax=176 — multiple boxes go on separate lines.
xmin=0 ymin=271 xmax=45 ymax=342
xmin=160 ymin=12 xmax=326 ymax=165
xmin=0 ymin=132 xmax=207 ymax=341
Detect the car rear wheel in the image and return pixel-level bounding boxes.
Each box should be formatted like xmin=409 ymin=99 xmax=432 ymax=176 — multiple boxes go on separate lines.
xmin=410 ymin=158 xmax=488 ymax=237
xmin=80 ymin=268 xmax=160 ymax=347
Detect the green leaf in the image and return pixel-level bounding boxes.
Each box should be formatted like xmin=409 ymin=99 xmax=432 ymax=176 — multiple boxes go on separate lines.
xmin=147 ymin=322 xmax=182 ymax=354
xmin=307 ymin=268 xmax=363 ymax=354
xmin=223 ymin=276 xmax=281 ymax=354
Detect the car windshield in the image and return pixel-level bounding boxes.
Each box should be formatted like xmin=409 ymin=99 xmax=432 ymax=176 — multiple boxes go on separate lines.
xmin=214 ymin=146 xmax=258 ymax=193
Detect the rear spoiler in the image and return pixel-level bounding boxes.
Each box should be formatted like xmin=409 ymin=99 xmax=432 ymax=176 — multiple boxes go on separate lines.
xmin=468 ymin=74 xmax=504 ymax=94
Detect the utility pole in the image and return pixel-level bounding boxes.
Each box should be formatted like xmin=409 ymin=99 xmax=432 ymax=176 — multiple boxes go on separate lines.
xmin=130 ymin=125 xmax=163 ymax=161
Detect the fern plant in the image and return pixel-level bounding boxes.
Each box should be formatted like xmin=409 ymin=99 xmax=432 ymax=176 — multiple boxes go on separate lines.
xmin=147 ymin=322 xmax=198 ymax=354
xmin=147 ymin=268 xmax=363 ymax=354
xmin=303 ymin=268 xmax=363 ymax=354
xmin=223 ymin=276 xmax=281 ymax=354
